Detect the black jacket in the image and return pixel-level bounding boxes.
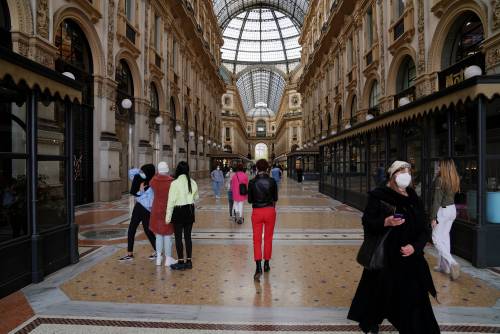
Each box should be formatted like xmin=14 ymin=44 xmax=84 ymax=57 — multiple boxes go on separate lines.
xmin=248 ymin=173 xmax=278 ymax=208
xmin=348 ymin=185 xmax=439 ymax=334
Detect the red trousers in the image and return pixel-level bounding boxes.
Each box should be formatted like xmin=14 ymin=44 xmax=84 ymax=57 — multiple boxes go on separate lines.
xmin=251 ymin=207 xmax=276 ymax=260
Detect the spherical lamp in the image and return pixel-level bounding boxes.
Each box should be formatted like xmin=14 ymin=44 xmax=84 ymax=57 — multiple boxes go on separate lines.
xmin=155 ymin=116 xmax=163 ymax=125
xmin=464 ymin=65 xmax=482 ymax=79
xmin=62 ymin=72 xmax=76 ymax=80
xmin=175 ymin=124 xmax=182 ymax=132
xmin=398 ymin=96 xmax=410 ymax=107
xmin=121 ymin=98 xmax=133 ymax=110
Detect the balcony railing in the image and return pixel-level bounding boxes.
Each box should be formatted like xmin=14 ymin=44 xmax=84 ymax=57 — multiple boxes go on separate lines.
xmin=438 ymin=52 xmax=485 ymax=90
xmin=394 ymin=85 xmax=416 ymax=108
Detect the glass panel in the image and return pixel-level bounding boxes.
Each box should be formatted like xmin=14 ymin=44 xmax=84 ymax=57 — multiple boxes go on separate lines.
xmin=450 ymin=159 xmax=478 ymax=224
xmin=453 ymin=101 xmax=478 ymax=156
xmin=0 ymin=159 xmax=28 ymax=242
xmin=0 ymin=96 xmax=27 ymax=154
xmin=404 ymin=121 xmax=423 ymax=196
xmin=37 ymin=99 xmax=65 ymax=156
xmin=430 ymin=109 xmax=449 ymax=157
xmin=37 ymin=160 xmax=67 ymax=230
xmin=486 ymin=98 xmax=500 ymax=156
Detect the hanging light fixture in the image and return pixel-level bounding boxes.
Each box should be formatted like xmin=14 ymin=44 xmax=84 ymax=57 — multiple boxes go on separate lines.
xmin=121 ymin=98 xmax=133 ymax=110
xmin=155 ymin=116 xmax=163 ymax=125
xmin=175 ymin=124 xmax=182 ymax=132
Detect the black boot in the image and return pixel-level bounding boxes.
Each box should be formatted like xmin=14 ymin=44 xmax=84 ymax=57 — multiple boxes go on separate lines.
xmin=170 ymin=260 xmax=186 ymax=270
xmin=185 ymin=259 xmax=192 ymax=269
xmin=254 ymin=260 xmax=262 ymax=281
xmin=264 ymin=260 xmax=270 ymax=272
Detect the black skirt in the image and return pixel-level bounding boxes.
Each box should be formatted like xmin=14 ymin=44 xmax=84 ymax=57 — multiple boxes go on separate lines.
xmin=171 ymin=204 xmax=195 ymax=225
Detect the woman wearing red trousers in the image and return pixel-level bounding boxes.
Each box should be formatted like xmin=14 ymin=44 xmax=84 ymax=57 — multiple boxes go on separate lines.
xmin=248 ymin=159 xmax=278 ymax=281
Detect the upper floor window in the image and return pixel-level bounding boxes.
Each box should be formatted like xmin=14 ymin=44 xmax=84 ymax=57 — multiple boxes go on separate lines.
xmin=154 ymin=15 xmax=161 ymax=50
xmin=125 ymin=0 xmax=133 ymax=22
xmin=397 ymin=56 xmax=416 ymax=92
xmin=366 ymin=7 xmax=374 ymax=48
xmin=442 ymin=12 xmax=484 ymax=69
xmin=347 ymin=37 xmax=354 ymax=68
xmin=350 ymin=95 xmax=357 ymax=119
xmin=395 ymin=0 xmax=405 ymax=18
xmin=369 ymin=80 xmax=379 ymax=110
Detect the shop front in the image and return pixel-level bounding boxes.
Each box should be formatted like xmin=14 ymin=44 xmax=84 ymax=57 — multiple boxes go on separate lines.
xmin=287 ymin=150 xmax=320 ymax=181
xmin=0 ymin=48 xmax=82 ymax=297
xmin=318 ymin=74 xmax=500 ymax=267
xmin=208 ymin=152 xmax=252 ymax=172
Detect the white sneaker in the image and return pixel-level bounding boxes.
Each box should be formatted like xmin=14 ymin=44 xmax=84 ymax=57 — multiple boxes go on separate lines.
xmin=450 ymin=263 xmax=460 ymax=280
xmin=156 ymin=255 xmax=163 ymax=266
xmin=165 ymin=256 xmax=177 ymax=267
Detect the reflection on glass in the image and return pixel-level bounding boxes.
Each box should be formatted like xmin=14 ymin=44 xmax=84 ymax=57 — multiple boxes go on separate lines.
xmin=431 ymin=109 xmax=448 ymax=157
xmin=37 ymin=99 xmax=65 ymax=156
xmin=0 ymin=99 xmax=27 ymax=154
xmin=0 ymin=159 xmax=28 ymax=242
xmin=450 ymin=159 xmax=478 ymax=224
xmin=453 ymin=102 xmax=478 ymax=156
xmin=37 ymin=161 xmax=67 ymax=230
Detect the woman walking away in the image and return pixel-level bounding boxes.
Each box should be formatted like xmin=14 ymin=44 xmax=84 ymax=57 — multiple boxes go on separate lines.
xmin=431 ymin=158 xmax=461 ymax=280
xmin=211 ymin=165 xmax=224 ymax=199
xmin=226 ymin=167 xmax=235 ymax=218
xmin=149 ymin=162 xmax=177 ymax=267
xmin=348 ymin=161 xmax=439 ymax=334
xmin=120 ymin=164 xmax=157 ymax=261
xmin=248 ymin=159 xmax=278 ymax=281
xmin=231 ymin=163 xmax=249 ymax=224
xmin=166 ymin=161 xmax=199 ymax=270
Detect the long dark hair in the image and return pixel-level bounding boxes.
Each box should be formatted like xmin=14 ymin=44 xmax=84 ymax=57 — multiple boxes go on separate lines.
xmin=175 ymin=161 xmax=192 ymax=193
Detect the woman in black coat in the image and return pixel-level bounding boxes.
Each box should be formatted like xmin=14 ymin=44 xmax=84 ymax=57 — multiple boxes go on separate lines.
xmin=348 ymin=161 xmax=440 ymax=334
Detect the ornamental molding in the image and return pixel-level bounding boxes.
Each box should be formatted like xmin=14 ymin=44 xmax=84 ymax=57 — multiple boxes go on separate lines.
xmin=36 ymin=0 xmax=49 ymax=39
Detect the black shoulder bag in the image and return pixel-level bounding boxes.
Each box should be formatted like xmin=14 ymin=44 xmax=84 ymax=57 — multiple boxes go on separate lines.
xmin=356 ymin=200 xmax=395 ymax=271
xmin=236 ymin=173 xmax=248 ymax=195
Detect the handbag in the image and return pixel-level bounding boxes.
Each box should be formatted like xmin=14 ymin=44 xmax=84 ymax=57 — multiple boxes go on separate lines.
xmin=236 ymin=173 xmax=248 ymax=195
xmin=356 ymin=199 xmax=395 ymax=270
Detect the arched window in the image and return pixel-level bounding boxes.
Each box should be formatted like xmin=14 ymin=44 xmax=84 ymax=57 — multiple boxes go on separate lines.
xmin=256 ymin=119 xmax=266 ymax=137
xmin=397 ymin=56 xmax=416 ymax=92
xmin=0 ymin=0 xmax=11 ymax=49
xmin=115 ymin=60 xmax=134 ymax=122
xmin=55 ymin=19 xmax=93 ymax=105
xmin=442 ymin=12 xmax=484 ymax=69
xmin=395 ymin=0 xmax=405 ymax=18
xmin=369 ymin=81 xmax=379 ymax=111
xmin=350 ymin=95 xmax=357 ymax=120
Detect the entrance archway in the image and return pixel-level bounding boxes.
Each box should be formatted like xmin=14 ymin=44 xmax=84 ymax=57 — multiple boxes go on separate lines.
xmin=55 ymin=19 xmax=93 ymax=205
xmin=255 ymin=143 xmax=268 ymax=161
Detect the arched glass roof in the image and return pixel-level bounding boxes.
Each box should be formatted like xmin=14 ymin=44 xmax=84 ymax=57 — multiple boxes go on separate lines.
xmin=236 ymin=68 xmax=286 ymax=117
xmin=221 ymin=8 xmax=301 ymax=74
xmin=213 ymin=0 xmax=309 ymax=29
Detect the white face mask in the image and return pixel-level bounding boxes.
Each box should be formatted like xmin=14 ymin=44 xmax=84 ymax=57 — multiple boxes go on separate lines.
xmin=217 ymin=167 xmax=220 ymax=170
xmin=395 ymin=172 xmax=412 ymax=189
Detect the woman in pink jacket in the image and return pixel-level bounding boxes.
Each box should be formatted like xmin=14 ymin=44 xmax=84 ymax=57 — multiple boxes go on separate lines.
xmin=231 ymin=163 xmax=249 ymax=224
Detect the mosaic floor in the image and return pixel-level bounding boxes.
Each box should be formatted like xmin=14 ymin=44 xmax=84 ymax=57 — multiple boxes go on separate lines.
xmin=3 ymin=177 xmax=500 ymax=333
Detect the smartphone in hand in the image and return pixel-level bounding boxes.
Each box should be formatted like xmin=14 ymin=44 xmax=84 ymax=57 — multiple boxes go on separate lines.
xmin=393 ymin=213 xmax=404 ymax=220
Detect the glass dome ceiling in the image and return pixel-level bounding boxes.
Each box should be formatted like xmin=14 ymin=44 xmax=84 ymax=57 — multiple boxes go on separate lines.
xmin=221 ymin=8 xmax=301 ymax=74
xmin=236 ymin=68 xmax=286 ymax=117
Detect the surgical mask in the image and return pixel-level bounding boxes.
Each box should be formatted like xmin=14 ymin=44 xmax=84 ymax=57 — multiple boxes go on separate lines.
xmin=395 ymin=172 xmax=412 ymax=189
xmin=217 ymin=167 xmax=220 ymax=170
xmin=139 ymin=172 xmax=146 ymax=179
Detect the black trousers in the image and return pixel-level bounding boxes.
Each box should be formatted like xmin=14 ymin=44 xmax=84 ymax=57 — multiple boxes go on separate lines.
xmin=127 ymin=203 xmax=156 ymax=252
xmin=172 ymin=204 xmax=195 ymax=260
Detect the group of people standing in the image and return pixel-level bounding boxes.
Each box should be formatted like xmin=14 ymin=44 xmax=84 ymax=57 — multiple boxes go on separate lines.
xmin=349 ymin=158 xmax=462 ymax=334
xmin=120 ymin=161 xmax=198 ymax=271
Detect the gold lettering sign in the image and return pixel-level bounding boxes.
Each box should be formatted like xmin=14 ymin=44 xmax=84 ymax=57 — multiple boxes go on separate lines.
xmin=445 ymin=69 xmax=465 ymax=88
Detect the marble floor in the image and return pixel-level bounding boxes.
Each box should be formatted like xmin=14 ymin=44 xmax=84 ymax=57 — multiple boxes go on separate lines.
xmin=2 ymin=177 xmax=500 ymax=333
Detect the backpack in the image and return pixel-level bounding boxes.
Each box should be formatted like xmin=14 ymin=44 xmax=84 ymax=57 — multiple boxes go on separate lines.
xmin=235 ymin=173 xmax=248 ymax=195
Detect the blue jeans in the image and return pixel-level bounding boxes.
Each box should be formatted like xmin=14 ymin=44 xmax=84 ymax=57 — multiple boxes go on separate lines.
xmin=212 ymin=181 xmax=223 ymax=196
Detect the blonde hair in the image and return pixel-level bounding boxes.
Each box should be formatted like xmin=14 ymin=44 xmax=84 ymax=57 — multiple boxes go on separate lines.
xmin=439 ymin=159 xmax=461 ymax=193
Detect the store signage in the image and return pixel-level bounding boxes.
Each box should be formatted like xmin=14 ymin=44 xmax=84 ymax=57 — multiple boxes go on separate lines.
xmin=445 ymin=69 xmax=465 ymax=88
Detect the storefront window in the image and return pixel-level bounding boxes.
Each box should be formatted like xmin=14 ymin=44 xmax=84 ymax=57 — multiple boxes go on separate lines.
xmin=404 ymin=120 xmax=423 ymax=196
xmin=453 ymin=101 xmax=478 ymax=156
xmin=430 ymin=109 xmax=449 ymax=157
xmin=486 ymin=98 xmax=500 ymax=224
xmin=388 ymin=126 xmax=400 ymax=162
xmin=37 ymin=99 xmax=65 ymax=155
xmin=0 ymin=83 xmax=28 ymax=242
xmin=369 ymin=129 xmax=386 ymax=189
xmin=452 ymin=159 xmax=478 ymax=224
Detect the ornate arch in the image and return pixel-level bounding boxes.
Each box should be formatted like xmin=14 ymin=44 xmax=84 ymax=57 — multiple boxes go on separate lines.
xmin=427 ymin=1 xmax=487 ymax=73
xmin=149 ymin=77 xmax=165 ymax=112
xmin=346 ymin=90 xmax=358 ymax=119
xmin=115 ymin=51 xmax=142 ymax=98
xmin=53 ymin=5 xmax=105 ymax=75
xmin=386 ymin=46 xmax=417 ymax=96
xmin=6 ymin=0 xmax=33 ymax=34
